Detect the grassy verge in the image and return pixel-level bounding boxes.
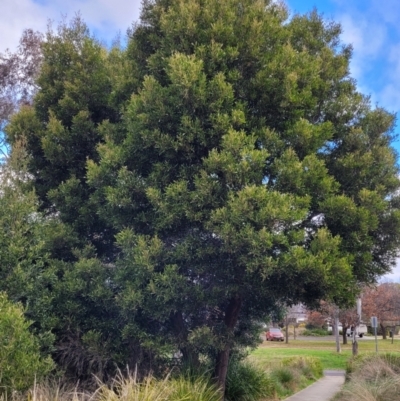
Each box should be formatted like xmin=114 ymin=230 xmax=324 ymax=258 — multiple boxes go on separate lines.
xmin=250 ymin=339 xmax=400 ymax=370
xmin=3 ymin=358 xmax=323 ymax=401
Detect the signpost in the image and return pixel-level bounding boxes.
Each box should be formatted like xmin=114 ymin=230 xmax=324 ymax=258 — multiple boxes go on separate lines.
xmin=371 ymin=316 xmax=378 ymax=353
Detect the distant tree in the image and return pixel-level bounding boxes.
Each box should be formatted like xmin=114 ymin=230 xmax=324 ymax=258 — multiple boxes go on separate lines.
xmin=306 ymin=309 xmax=327 ymax=329
xmin=0 ymin=29 xmax=43 ymax=157
xmin=362 ymin=283 xmax=400 ymax=339
xmin=306 ymin=302 xmax=357 ymax=344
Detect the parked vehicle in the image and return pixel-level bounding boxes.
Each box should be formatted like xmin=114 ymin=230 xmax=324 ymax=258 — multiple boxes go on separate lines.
xmin=266 ymin=328 xmax=284 ymax=341
xmin=327 ymin=324 xmax=343 ymax=333
xmin=347 ymin=324 xmax=368 ymax=338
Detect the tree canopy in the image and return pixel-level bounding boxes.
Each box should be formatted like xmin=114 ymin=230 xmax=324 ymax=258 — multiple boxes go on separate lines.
xmin=3 ymin=0 xmax=400 ymax=395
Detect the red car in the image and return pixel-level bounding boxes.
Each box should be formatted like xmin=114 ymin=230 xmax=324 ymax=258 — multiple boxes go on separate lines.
xmin=266 ymin=328 xmax=284 ymax=341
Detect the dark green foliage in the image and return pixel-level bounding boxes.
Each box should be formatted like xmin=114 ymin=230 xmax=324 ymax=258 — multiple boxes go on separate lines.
xmin=0 ymin=154 xmax=60 ymax=337
xmin=272 ymin=367 xmax=294 ymax=385
xmin=87 ymin=0 xmax=400 ymax=389
xmin=6 ymin=17 xmax=118 ymax=257
xmin=224 ymin=356 xmax=322 ymax=400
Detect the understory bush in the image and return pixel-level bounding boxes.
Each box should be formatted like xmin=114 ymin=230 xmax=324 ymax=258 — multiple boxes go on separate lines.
xmin=334 ymin=353 xmax=400 ymax=401
xmin=282 ymin=356 xmax=323 ymax=380
xmin=302 ymin=328 xmax=330 ymax=336
xmin=0 ymin=293 xmax=54 ymax=394
xmin=225 ymin=360 xmax=276 ymax=401
xmin=225 ymin=356 xmax=322 ymax=401
xmin=3 ymin=356 xmax=323 ymax=401
xmin=270 ymin=356 xmax=323 ymax=398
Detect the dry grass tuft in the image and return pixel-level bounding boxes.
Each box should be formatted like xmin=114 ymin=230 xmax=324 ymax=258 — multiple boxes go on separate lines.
xmin=334 ymin=354 xmax=400 ymax=401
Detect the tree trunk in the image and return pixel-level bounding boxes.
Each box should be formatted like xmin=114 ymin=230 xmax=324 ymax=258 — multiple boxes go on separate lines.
xmin=380 ymin=323 xmax=387 ymax=340
xmin=215 ymin=295 xmax=242 ymax=398
xmin=215 ymin=347 xmax=230 ymax=397
xmin=342 ymin=326 xmax=348 ymax=345
xmin=171 ymin=311 xmax=199 ymax=368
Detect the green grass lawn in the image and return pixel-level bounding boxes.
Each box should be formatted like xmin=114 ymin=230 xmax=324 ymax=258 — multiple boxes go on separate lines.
xmin=249 ymin=339 xmax=400 ymax=370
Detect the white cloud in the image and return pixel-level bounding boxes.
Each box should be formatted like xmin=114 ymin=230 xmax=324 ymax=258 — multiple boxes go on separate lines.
xmin=330 ymin=1 xmax=400 ymax=116
xmin=0 ymin=0 xmax=142 ymax=52
xmin=381 ymin=260 xmax=400 ymax=283
xmin=1 ymin=0 xmax=49 ymax=51
xmin=337 ymin=13 xmax=386 ymax=82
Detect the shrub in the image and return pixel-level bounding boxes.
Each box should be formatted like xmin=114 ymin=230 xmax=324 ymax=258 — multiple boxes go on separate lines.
xmin=302 ymin=328 xmax=330 ymax=336
xmin=282 ymin=356 xmax=323 ymax=380
xmin=272 ymin=367 xmax=294 ymax=385
xmin=225 ymin=360 xmax=275 ymax=401
xmin=0 ymin=293 xmax=54 ymax=394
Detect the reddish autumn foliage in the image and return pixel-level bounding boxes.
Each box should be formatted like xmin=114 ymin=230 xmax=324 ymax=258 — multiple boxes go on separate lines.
xmin=362 ymin=283 xmax=400 ymax=338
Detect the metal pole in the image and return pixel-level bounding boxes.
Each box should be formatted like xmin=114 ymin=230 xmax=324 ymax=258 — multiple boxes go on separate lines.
xmin=375 ymin=325 xmax=378 ymax=353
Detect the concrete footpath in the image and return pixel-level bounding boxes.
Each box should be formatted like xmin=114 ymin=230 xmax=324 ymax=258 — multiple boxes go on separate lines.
xmin=284 ymin=370 xmax=345 ymax=401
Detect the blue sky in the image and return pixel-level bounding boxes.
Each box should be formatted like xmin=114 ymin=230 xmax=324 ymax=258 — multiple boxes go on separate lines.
xmin=2 ymin=0 xmax=400 ymax=281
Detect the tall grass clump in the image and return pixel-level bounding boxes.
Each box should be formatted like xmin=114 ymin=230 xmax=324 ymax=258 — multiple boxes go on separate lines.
xmin=30 ymin=379 xmax=88 ymax=401
xmin=225 ymin=359 xmax=276 ymax=401
xmin=281 ymin=356 xmax=323 ymax=380
xmin=95 ymin=370 xmax=221 ymax=401
xmin=334 ymin=353 xmax=400 ymax=401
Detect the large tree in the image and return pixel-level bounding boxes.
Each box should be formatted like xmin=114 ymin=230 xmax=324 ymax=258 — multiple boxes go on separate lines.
xmin=4 ymin=0 xmax=400 ymax=395
xmin=86 ymin=0 xmax=400 ymax=393
xmin=4 ymin=19 xmax=130 ymax=380
xmin=6 ymin=17 xmax=121 ymax=257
